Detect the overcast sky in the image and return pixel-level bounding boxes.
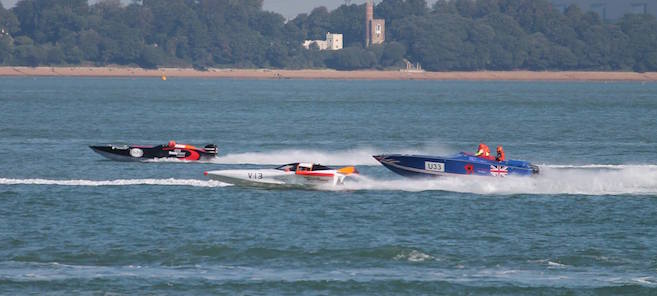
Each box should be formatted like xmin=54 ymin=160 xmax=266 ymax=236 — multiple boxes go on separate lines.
xmin=263 ymin=0 xmax=371 ymax=19
xmin=1 ymin=0 xmax=18 ymax=8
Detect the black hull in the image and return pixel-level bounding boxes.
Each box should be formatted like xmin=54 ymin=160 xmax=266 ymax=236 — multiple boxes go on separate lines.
xmin=90 ymin=144 xmax=217 ymax=162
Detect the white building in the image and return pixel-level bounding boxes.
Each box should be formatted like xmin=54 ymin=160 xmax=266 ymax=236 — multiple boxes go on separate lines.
xmin=303 ymin=33 xmax=343 ymax=51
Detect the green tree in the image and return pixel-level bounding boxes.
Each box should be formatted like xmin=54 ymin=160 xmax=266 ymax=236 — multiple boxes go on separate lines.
xmin=78 ymin=29 xmax=101 ymax=60
xmin=381 ymin=41 xmax=406 ymax=66
xmin=12 ymin=0 xmax=88 ymax=43
xmin=376 ymin=0 xmax=427 ymax=21
xmin=482 ymin=13 xmax=528 ymax=69
xmin=326 ymin=46 xmax=377 ymax=70
xmin=306 ymin=7 xmax=331 ymax=40
xmin=13 ymin=43 xmax=44 ymax=66
xmin=329 ymin=4 xmax=365 ymax=46
xmin=2 ymin=0 xmax=656 ymax=71
xmin=620 ymin=14 xmax=657 ymax=71
xmin=266 ymin=41 xmax=289 ymax=68
xmin=1 ymin=2 xmax=20 ymax=34
xmin=43 ymin=43 xmax=64 ymax=64
xmin=251 ymin=11 xmax=285 ymax=39
xmin=138 ymin=45 xmax=164 ymax=68
xmin=0 ymin=37 xmax=13 ymax=64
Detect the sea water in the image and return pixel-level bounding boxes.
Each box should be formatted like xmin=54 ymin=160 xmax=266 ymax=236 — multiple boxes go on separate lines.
xmin=1 ymin=77 xmax=656 ymax=294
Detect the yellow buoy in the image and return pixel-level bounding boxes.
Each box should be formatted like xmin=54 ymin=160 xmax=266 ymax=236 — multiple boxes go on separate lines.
xmin=161 ymin=74 xmax=167 ymax=81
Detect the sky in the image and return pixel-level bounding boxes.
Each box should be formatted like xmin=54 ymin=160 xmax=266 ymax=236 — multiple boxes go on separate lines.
xmin=1 ymin=0 xmax=18 ymax=8
xmin=262 ymin=0 xmax=372 ymax=19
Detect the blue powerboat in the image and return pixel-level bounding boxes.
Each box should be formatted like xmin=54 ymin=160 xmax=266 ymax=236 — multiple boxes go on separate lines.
xmin=373 ymin=153 xmax=539 ymax=177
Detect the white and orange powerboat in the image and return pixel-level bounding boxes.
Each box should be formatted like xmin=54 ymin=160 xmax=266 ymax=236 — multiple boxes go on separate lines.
xmin=204 ymin=163 xmax=358 ymax=188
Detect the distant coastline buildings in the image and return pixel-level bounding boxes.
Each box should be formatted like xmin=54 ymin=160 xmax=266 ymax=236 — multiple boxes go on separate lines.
xmin=401 ymin=59 xmax=424 ymax=72
xmin=365 ymin=0 xmax=385 ymax=47
xmin=303 ymin=33 xmax=343 ymax=50
xmin=302 ymin=0 xmax=386 ymax=50
xmin=549 ymin=0 xmax=657 ymax=20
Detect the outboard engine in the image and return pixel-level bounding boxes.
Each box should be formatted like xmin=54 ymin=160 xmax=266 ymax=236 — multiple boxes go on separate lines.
xmin=530 ymin=164 xmax=540 ymax=175
xmin=204 ymin=144 xmax=218 ymax=154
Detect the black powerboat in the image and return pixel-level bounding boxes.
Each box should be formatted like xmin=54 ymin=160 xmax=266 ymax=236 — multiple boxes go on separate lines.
xmin=90 ymin=141 xmax=218 ymax=161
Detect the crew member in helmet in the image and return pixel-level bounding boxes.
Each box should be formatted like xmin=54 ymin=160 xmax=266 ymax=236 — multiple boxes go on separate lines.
xmin=168 ymin=140 xmax=176 ymax=147
xmin=495 ymin=145 xmax=505 ymax=162
xmin=474 ymin=143 xmax=491 ymax=158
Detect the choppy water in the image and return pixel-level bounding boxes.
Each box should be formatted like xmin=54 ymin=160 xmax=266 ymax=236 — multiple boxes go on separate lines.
xmin=1 ymin=77 xmax=656 ymax=295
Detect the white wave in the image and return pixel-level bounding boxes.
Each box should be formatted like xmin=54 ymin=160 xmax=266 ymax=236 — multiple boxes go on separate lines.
xmin=2 ymin=261 xmax=656 ymax=287
xmin=543 ymin=164 xmax=657 ymax=169
xmin=393 ymin=250 xmax=434 ymax=262
xmin=0 ymin=178 xmax=229 ymax=187
xmin=547 ymin=261 xmax=568 ymax=268
xmin=528 ymin=259 xmax=569 ymax=268
xmin=633 ymin=277 xmax=657 ymax=285
xmin=339 ymin=165 xmax=657 ymax=195
xmin=211 ymin=146 xmax=452 ymax=166
xmin=2 ymin=164 xmax=656 ymax=195
xmin=142 ymin=158 xmax=200 ymax=163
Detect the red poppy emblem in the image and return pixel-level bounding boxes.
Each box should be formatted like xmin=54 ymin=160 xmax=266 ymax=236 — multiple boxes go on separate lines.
xmin=465 ymin=164 xmax=474 ymax=174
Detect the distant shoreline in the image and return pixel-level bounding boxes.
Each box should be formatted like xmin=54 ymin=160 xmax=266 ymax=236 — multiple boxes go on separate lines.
xmin=1 ymin=67 xmax=656 ymax=81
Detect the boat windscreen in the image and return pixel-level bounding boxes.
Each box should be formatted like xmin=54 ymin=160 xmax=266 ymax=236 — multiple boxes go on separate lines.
xmin=275 ymin=163 xmax=299 ymax=171
xmin=311 ymin=164 xmax=332 ymax=171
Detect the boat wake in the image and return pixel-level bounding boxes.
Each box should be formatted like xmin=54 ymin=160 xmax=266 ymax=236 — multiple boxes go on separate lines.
xmin=338 ymin=164 xmax=657 ymax=195
xmin=0 ymin=178 xmax=229 ymax=188
xmin=2 ymin=165 xmax=656 ymax=195
xmin=138 ymin=148 xmax=384 ymax=165
xmin=1 ymin=259 xmax=655 ymax=288
xmin=210 ymin=147 xmax=452 ymax=166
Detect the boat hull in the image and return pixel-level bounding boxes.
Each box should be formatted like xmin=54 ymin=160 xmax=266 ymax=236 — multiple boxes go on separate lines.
xmin=373 ymin=153 xmax=539 ymax=177
xmin=205 ymin=169 xmax=336 ymax=189
xmin=90 ymin=144 xmax=217 ymax=162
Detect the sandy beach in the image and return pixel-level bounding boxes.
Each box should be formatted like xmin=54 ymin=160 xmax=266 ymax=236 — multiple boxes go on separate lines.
xmin=1 ymin=66 xmax=656 ymax=81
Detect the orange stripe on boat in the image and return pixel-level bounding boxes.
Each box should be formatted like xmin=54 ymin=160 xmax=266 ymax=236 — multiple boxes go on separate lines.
xmin=295 ymin=171 xmax=334 ymax=177
xmin=337 ymin=166 xmax=358 ymax=175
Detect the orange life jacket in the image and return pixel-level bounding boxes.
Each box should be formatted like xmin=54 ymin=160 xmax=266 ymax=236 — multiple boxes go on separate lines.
xmin=496 ymin=146 xmax=505 ymax=161
xmin=476 ymin=144 xmax=490 ymax=157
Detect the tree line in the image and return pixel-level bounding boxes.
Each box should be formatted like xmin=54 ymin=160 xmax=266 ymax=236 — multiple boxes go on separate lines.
xmin=1 ymin=0 xmax=656 ymax=71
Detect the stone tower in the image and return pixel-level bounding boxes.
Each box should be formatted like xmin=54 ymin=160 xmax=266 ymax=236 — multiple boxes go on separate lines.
xmin=365 ymin=0 xmax=385 ymax=47
xmin=365 ymin=0 xmax=374 ymax=47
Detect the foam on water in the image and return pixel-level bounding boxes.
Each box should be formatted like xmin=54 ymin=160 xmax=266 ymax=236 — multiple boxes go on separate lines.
xmin=2 ymin=164 xmax=656 ymax=195
xmin=1 ymin=261 xmax=655 ymax=288
xmin=0 ymin=178 xmax=229 ymax=188
xmin=547 ymin=261 xmax=568 ymax=268
xmin=210 ymin=146 xmax=452 ymax=166
xmin=139 ymin=148 xmax=385 ymax=165
xmin=393 ymin=250 xmax=435 ymax=262
xmin=339 ymin=165 xmax=657 ymax=195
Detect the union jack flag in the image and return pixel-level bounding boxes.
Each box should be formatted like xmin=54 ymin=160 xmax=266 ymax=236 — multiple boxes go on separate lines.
xmin=490 ymin=165 xmax=508 ymax=177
